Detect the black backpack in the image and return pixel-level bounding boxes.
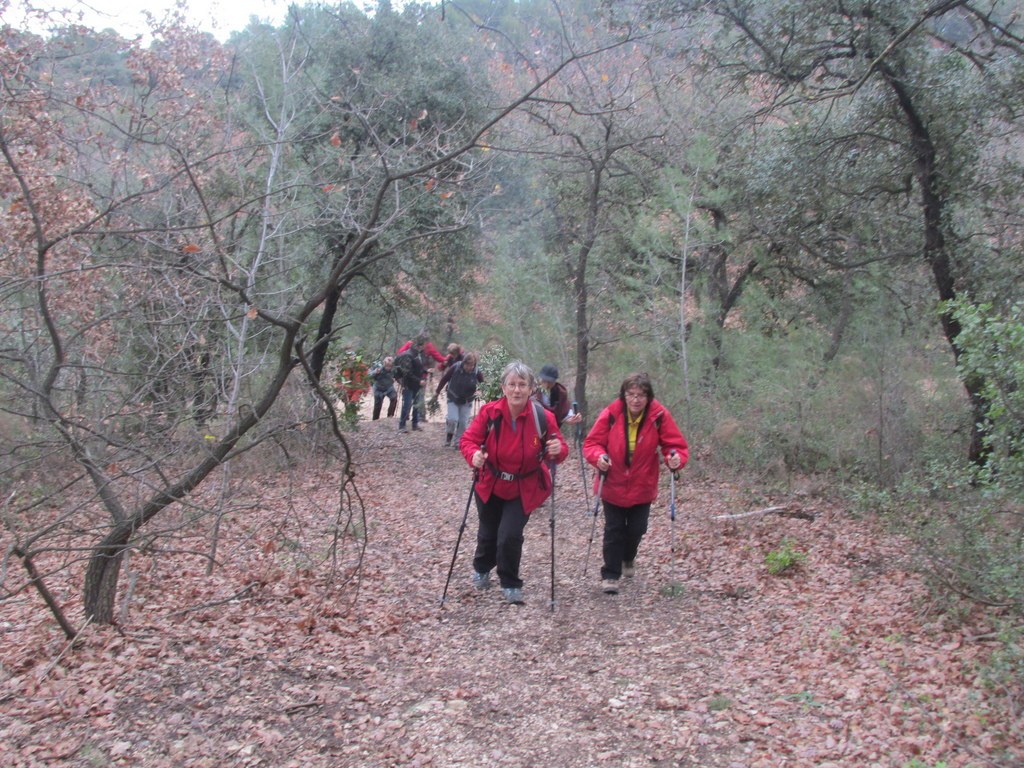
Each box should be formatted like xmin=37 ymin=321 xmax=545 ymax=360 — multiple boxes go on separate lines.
xmin=393 ymin=350 xmax=421 ymax=387
xmin=446 ymin=362 xmax=480 ymax=404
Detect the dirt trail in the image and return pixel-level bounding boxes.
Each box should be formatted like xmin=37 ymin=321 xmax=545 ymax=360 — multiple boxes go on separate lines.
xmin=1 ymin=410 xmax=1018 ymax=768
xmin=329 ymin=415 xmax=1008 ymax=768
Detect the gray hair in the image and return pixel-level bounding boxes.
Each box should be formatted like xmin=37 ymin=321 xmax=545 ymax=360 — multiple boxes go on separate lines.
xmin=501 ymin=360 xmax=534 ymax=388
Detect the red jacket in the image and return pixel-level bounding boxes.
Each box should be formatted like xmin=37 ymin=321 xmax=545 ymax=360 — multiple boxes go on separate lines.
xmin=460 ymin=397 xmax=569 ymax=514
xmin=583 ymin=398 xmax=688 ymax=507
xmin=396 ymin=340 xmax=447 ymax=371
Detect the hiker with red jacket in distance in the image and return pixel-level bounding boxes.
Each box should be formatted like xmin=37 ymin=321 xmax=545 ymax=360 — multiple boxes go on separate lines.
xmin=583 ymin=372 xmax=688 ymax=595
xmin=460 ymin=361 xmax=569 ymax=605
xmin=396 ymin=331 xmax=446 ymax=368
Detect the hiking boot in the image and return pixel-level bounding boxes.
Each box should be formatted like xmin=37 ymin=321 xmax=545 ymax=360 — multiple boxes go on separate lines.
xmin=398 ymin=426 xmax=408 ymax=433
xmin=602 ymin=579 xmax=619 ymax=594
xmin=502 ymin=587 xmax=524 ymax=604
xmin=411 ymin=425 xmax=423 ymax=432
xmin=471 ymin=570 xmax=492 ymax=590
xmin=622 ymin=561 xmax=636 ymax=577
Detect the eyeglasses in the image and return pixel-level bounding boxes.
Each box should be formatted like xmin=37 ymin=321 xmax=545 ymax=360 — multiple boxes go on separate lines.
xmin=624 ymin=391 xmax=648 ymax=401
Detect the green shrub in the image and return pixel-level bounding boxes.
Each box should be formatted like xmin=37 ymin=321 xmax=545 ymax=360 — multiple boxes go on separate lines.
xmin=765 ymin=538 xmax=807 ymax=575
xmin=951 ymin=299 xmax=1024 ymax=495
xmin=979 ymin=623 xmax=1024 ymax=698
xmin=477 ymin=345 xmax=512 ymax=403
xmin=707 ymin=695 xmax=731 ymax=712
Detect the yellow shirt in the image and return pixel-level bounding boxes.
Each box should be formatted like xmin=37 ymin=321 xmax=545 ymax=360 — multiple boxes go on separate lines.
xmin=627 ymin=412 xmax=642 ymax=454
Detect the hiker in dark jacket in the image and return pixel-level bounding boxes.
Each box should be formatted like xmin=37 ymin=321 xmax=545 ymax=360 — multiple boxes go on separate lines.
xmin=583 ymin=372 xmax=688 ymax=595
xmin=460 ymin=361 xmax=569 ymax=604
xmin=534 ymin=364 xmax=582 ymax=429
xmin=435 ymin=351 xmax=483 ymax=447
xmin=394 ymin=343 xmax=426 ymax=433
xmin=397 ymin=332 xmax=446 ymax=423
xmin=369 ymin=356 xmax=398 ymax=420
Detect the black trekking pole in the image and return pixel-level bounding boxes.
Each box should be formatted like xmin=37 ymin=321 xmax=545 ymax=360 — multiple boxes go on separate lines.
xmin=669 ymin=467 xmax=678 ymax=558
xmin=582 ymin=467 xmax=607 ymax=577
xmin=572 ymin=401 xmax=591 ymax=511
xmin=548 ymin=465 xmax=556 ymax=612
xmin=440 ymin=469 xmax=478 ymax=608
xmin=667 ymin=451 xmax=682 ymax=593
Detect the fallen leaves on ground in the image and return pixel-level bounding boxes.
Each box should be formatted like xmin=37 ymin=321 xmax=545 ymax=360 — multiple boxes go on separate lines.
xmin=1 ymin=417 xmax=1020 ymax=767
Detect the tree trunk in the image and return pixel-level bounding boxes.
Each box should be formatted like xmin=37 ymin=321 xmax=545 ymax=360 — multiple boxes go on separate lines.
xmin=574 ymin=253 xmax=591 ymax=418
xmin=571 ymin=161 xmax=604 ymax=420
xmin=311 ymin=283 xmax=341 ymax=382
xmin=884 ymin=68 xmax=988 ymax=463
xmin=82 ymin=360 xmax=295 ymax=623
xmin=82 ymin=546 xmax=125 ymax=625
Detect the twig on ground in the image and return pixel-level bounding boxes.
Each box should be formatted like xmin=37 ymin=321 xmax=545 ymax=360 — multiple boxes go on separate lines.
xmin=284 ymin=699 xmax=323 ymax=715
xmin=712 ymin=505 xmax=816 ymax=521
xmin=168 ymin=582 xmax=259 ymax=616
xmin=38 ymin=614 xmax=93 ymax=681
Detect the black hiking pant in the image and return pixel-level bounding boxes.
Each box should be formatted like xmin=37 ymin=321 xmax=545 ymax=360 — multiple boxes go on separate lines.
xmin=372 ymin=386 xmax=397 ymax=419
xmin=601 ymin=501 xmax=651 ymax=580
xmin=473 ymin=493 xmax=529 ymax=590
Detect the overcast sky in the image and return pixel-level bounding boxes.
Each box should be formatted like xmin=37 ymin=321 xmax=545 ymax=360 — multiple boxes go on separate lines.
xmin=7 ymin=1 xmax=304 ymax=41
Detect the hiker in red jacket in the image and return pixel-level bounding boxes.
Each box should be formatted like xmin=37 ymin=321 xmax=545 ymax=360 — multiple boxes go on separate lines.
xmin=583 ymin=372 xmax=688 ymax=594
xmin=460 ymin=360 xmax=569 ymax=604
xmin=396 ymin=332 xmax=447 ymax=368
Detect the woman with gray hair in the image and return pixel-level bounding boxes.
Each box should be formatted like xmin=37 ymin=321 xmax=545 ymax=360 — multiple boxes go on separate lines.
xmin=459 ymin=361 xmax=569 ymax=604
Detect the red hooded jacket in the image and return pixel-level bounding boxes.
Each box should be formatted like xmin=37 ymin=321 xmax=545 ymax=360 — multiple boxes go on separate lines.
xmin=396 ymin=339 xmax=447 ymax=371
xmin=583 ymin=398 xmax=688 ymax=507
xmin=460 ymin=397 xmax=569 ymax=514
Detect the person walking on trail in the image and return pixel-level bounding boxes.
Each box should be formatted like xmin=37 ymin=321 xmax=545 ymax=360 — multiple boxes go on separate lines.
xmin=434 ymin=351 xmax=484 ymax=448
xmin=534 ymin=364 xmax=582 ymax=429
xmin=439 ymin=343 xmax=463 ymax=372
xmin=394 ymin=342 xmax=426 ymax=433
xmin=583 ymin=372 xmax=688 ymax=595
xmin=396 ymin=331 xmax=447 ymax=369
xmin=397 ymin=331 xmax=446 ymax=422
xmin=368 ymin=356 xmax=398 ymax=420
xmin=460 ymin=361 xmax=569 ymax=604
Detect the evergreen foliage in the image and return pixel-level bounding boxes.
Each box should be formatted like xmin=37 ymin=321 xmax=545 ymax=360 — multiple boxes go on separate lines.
xmin=3 ymin=0 xmax=1024 ymax=630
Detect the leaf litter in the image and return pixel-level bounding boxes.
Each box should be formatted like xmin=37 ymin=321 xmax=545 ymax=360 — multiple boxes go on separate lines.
xmin=1 ymin=415 xmax=1020 ymax=767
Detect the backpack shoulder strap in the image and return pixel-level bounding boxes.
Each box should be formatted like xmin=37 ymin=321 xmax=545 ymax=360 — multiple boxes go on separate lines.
xmin=531 ymin=400 xmax=548 ymax=443
xmin=530 ymin=400 xmax=550 ymax=470
xmin=486 ymin=410 xmax=501 ymax=441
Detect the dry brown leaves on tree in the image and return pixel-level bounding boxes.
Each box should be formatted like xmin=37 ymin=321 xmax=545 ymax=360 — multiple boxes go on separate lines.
xmin=1 ymin=415 xmax=1021 ymax=767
